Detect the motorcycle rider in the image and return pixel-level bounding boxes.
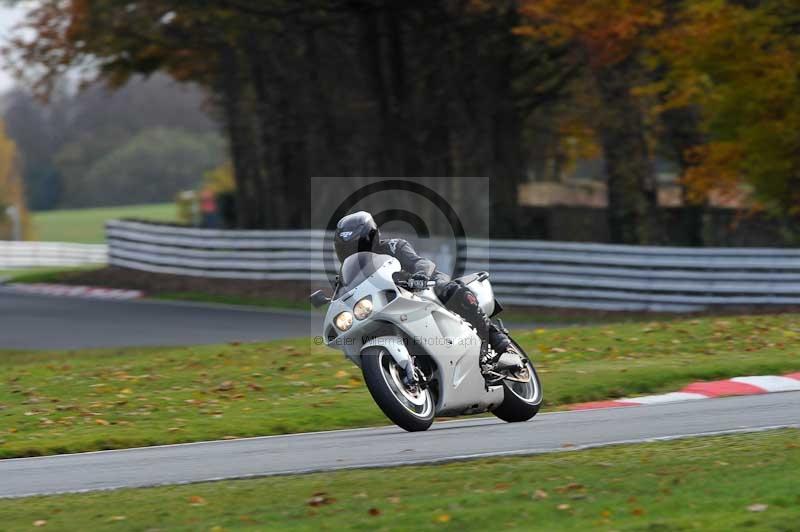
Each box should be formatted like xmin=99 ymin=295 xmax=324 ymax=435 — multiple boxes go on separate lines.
xmin=333 ymin=211 xmax=522 ymax=371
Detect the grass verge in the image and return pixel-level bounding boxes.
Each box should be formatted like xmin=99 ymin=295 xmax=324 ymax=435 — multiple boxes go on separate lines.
xmin=1 ymin=314 xmax=798 ymax=459
xmin=31 ymin=203 xmax=175 ymax=243
xmin=2 ymin=267 xmax=103 ymax=284
xmin=2 ymin=429 xmax=799 ymax=531
xmin=152 ymin=291 xmax=313 ymax=311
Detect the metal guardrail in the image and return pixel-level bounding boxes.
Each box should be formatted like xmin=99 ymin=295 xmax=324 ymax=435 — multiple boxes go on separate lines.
xmin=0 ymin=241 xmax=108 ymax=269
xmin=107 ymin=220 xmax=800 ymax=312
xmin=458 ymin=239 xmax=800 ymax=312
xmin=106 ymin=220 xmax=333 ymax=281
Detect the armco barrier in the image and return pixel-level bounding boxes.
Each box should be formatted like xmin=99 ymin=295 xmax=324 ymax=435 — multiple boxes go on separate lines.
xmin=106 ymin=220 xmax=800 ymax=312
xmin=0 ymin=241 xmax=107 ymax=269
xmin=106 ymin=220 xmax=333 ymax=281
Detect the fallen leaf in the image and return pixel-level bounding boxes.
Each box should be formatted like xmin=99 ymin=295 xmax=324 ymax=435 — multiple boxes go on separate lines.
xmin=368 ymin=508 xmax=382 ymax=516
xmin=335 ymin=370 xmax=349 ymax=378
xmin=33 ymin=521 xmax=47 ymax=527
xmin=533 ymin=489 xmax=549 ymax=500
xmin=435 ymin=514 xmax=451 ymax=523
xmin=94 ymin=419 xmax=110 ymax=426
xmin=109 ymin=516 xmax=126 ymax=521
xmin=556 ymin=504 xmax=571 ymax=511
xmin=307 ymin=492 xmax=336 ymax=507
xmin=747 ymin=503 xmax=768 ymax=512
xmin=188 ymin=495 xmax=207 ymax=506
xmin=556 ymin=482 xmax=584 ymax=493
xmin=631 ymin=508 xmax=645 ymax=516
xmin=215 ymin=381 xmax=234 ymax=392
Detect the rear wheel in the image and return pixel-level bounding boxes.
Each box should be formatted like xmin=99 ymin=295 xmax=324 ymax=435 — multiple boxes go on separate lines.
xmin=361 ymin=348 xmax=434 ymax=432
xmin=491 ymin=343 xmax=543 ymax=423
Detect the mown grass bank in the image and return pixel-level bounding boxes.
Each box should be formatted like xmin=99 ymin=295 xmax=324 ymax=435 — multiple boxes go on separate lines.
xmin=31 ymin=203 xmax=175 ymax=243
xmin=2 ymin=429 xmax=798 ymax=531
xmin=1 ymin=314 xmax=798 ymax=458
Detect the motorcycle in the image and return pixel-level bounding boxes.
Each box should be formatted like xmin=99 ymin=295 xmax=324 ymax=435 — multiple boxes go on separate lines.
xmin=309 ymin=251 xmax=543 ymax=432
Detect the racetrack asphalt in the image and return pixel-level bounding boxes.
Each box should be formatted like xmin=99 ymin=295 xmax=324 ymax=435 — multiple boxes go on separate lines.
xmin=0 ymin=288 xmax=314 ymax=349
xmin=2 ymin=391 xmax=798 ymax=498
xmin=0 ymin=289 xmax=536 ymax=350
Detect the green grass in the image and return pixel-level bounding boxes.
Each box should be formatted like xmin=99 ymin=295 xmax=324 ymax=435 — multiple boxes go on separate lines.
xmin=0 ymin=267 xmax=733 ymax=327
xmin=1 ymin=267 xmax=101 ymax=283
xmin=1 ymin=314 xmax=798 ymax=459
xmin=2 ymin=429 xmax=798 ymax=531
xmin=154 ymin=292 xmax=313 ymax=311
xmin=31 ymin=203 xmax=175 ymax=243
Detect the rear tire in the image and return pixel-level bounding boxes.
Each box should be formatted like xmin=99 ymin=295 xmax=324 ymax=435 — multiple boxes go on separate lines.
xmin=491 ymin=343 xmax=543 ymax=423
xmin=361 ymin=348 xmax=434 ymax=432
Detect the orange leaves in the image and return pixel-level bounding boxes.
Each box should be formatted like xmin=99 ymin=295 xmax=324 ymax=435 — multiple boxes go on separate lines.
xmin=516 ymin=0 xmax=665 ymax=67
xmin=682 ymin=142 xmax=745 ymax=205
xmin=306 ymin=492 xmax=336 ymax=507
xmin=188 ymin=495 xmax=207 ymax=506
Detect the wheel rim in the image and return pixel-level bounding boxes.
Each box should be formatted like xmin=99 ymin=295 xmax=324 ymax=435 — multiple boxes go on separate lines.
xmin=505 ymin=361 xmax=542 ymax=405
xmin=378 ymin=351 xmax=433 ymax=418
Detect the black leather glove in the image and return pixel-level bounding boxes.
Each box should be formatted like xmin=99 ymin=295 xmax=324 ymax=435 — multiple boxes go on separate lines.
xmin=409 ymin=272 xmax=429 ymax=290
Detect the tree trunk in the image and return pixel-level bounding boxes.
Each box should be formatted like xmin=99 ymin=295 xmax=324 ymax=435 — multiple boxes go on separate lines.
xmin=662 ymin=105 xmax=707 ymax=246
xmin=216 ymin=45 xmax=268 ymax=229
xmin=488 ymin=4 xmax=524 ymax=238
xmin=594 ymin=58 xmax=662 ymax=244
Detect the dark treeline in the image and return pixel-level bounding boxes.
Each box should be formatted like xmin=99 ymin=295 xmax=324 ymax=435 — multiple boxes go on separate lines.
xmin=10 ymin=0 xmax=800 ymax=243
xmin=3 ymin=75 xmax=224 ymax=209
xmin=11 ymin=0 xmax=575 ymax=237
xmin=199 ymin=1 xmax=559 ymax=236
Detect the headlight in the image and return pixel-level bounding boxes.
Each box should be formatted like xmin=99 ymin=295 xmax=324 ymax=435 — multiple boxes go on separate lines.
xmin=353 ymin=297 xmax=373 ymax=320
xmin=334 ymin=311 xmax=353 ymax=331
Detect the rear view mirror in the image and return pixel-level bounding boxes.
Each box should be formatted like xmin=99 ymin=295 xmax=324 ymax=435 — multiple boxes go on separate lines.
xmin=309 ymin=290 xmax=331 ymax=308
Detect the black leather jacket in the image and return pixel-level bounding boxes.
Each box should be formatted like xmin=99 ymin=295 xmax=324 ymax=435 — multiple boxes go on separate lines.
xmin=374 ymin=238 xmax=449 ymax=283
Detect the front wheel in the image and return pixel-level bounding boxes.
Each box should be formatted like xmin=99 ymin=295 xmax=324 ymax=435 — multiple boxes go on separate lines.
xmin=361 ymin=348 xmax=434 ymax=432
xmin=491 ymin=344 xmax=543 ymax=423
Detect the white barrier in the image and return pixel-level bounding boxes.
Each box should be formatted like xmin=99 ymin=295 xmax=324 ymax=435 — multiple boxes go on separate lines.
xmin=106 ymin=220 xmax=333 ymax=281
xmin=106 ymin=220 xmax=800 ymax=312
xmin=458 ymin=239 xmax=800 ymax=312
xmin=0 ymin=241 xmax=108 ymax=269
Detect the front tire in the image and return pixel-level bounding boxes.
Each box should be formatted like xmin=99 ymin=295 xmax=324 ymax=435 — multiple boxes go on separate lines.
xmin=492 ymin=343 xmax=543 ymax=423
xmin=361 ymin=348 xmax=434 ymax=432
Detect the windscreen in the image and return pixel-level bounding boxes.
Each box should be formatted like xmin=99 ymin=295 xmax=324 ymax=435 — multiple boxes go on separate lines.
xmin=337 ymin=252 xmax=391 ymax=295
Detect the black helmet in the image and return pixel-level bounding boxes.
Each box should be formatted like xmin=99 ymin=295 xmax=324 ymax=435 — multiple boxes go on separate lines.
xmin=334 ymin=211 xmax=380 ymax=263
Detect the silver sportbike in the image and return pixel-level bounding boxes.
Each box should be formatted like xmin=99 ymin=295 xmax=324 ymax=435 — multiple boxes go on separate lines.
xmin=309 ymin=251 xmax=542 ymax=432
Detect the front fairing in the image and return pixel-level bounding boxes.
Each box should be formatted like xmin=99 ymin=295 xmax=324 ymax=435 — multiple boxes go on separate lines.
xmin=323 ymin=254 xmax=401 ymax=349
xmin=322 ymin=254 xmax=449 ymax=362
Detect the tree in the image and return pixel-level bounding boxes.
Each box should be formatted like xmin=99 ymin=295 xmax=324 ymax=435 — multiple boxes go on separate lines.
xmin=3 ymin=75 xmax=220 ymax=209
xmin=2 ymin=88 xmax=61 ymax=210
xmin=515 ymin=0 xmax=666 ymax=244
xmin=62 ymin=127 xmax=226 ymax=207
xmin=652 ymin=0 xmax=800 ymax=237
xmin=0 ymin=120 xmax=30 ymax=239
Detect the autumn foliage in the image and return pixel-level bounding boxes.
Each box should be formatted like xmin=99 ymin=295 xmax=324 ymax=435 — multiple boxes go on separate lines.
xmin=7 ymin=0 xmax=800 ymax=241
xmin=0 ymin=121 xmax=30 ymax=239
